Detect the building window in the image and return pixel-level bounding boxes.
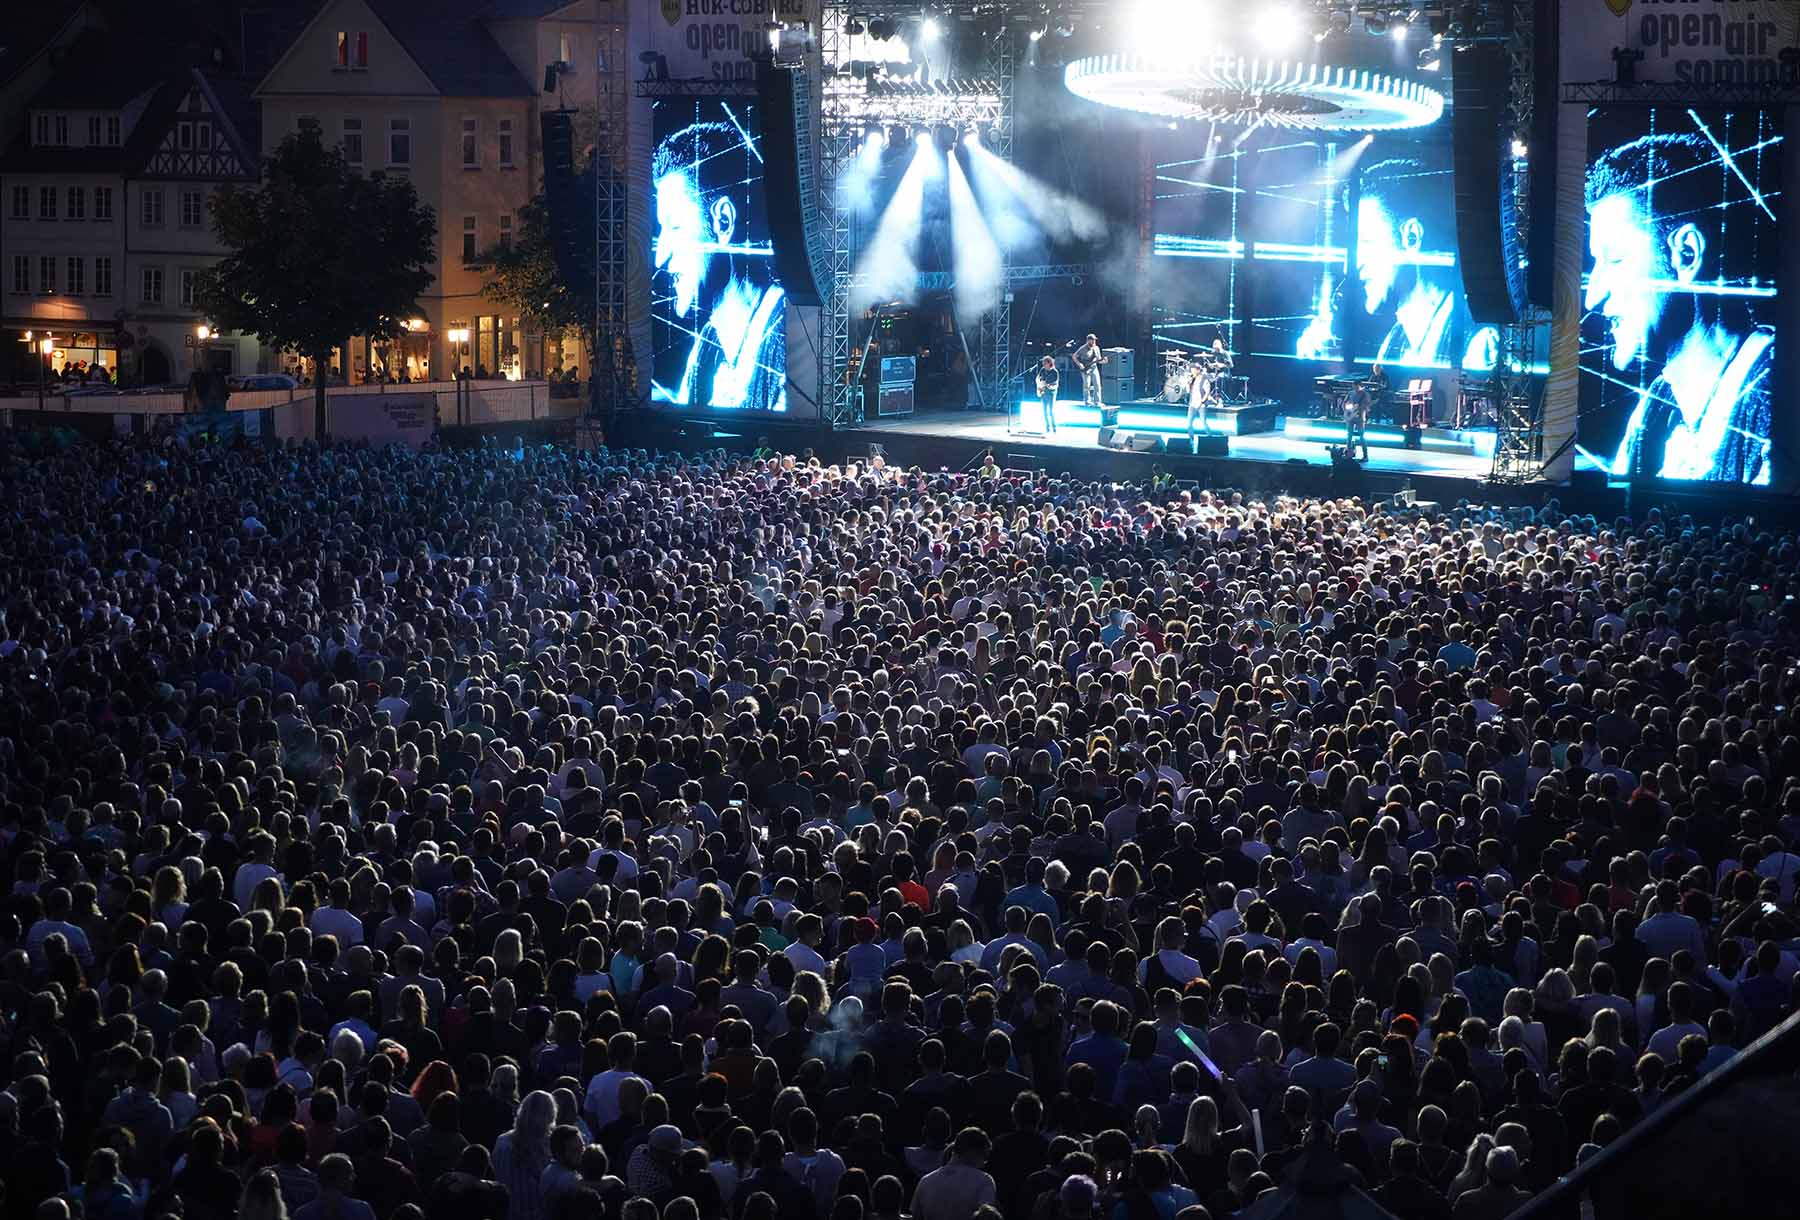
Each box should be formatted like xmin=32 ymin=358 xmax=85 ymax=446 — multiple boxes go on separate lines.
xmin=342 ymin=117 xmax=364 ymax=167
xmin=180 ymin=268 xmax=198 ymax=306
xmin=336 ymin=30 xmax=368 ymax=68
xmin=107 ymin=115 xmax=121 ymax=145
xmin=94 ymin=186 xmax=113 ymax=221
xmin=197 ymin=124 xmax=211 ymax=149
xmin=297 ymin=114 xmax=320 ymax=134
xmin=178 ymin=122 xmax=194 ymax=149
xmin=142 ymin=266 xmax=163 ymax=304
xmin=39 ymin=187 xmax=56 ymax=220
xmin=389 ymin=118 xmax=410 ymax=167
xmin=461 ymin=117 xmax=478 ymax=169
xmin=67 ymin=257 xmax=84 ymax=296
xmin=88 ymin=115 xmax=101 ymax=145
xmin=39 ymin=256 xmax=55 ymax=294
xmin=94 ymin=256 xmax=112 ymax=297
xmin=142 ymin=189 xmax=164 ymax=226
xmin=54 ymin=114 xmax=68 ymax=145
xmin=12 ymin=256 xmax=27 ymax=295
xmin=498 ymin=119 xmax=514 ymax=167
xmin=462 ymin=215 xmax=478 ymax=263
xmin=499 ymin=213 xmax=513 ymax=250
xmin=34 ymin=114 xmax=49 ymax=145
xmin=559 ymin=34 xmax=573 ymax=65
xmin=180 ymin=190 xmax=204 ymax=228
xmin=10 ymin=185 xmax=26 ymax=219
xmin=67 ymin=186 xmax=84 ymax=221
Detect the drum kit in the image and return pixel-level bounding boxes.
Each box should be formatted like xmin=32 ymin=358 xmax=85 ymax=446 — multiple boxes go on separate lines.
xmin=1161 ymin=350 xmax=1244 ymax=405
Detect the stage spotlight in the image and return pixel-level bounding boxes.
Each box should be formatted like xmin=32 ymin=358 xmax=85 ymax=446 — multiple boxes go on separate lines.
xmin=1029 ymin=27 xmax=1044 ymax=41
xmin=868 ymin=16 xmax=895 ymax=40
xmin=847 ymin=17 xmax=864 ymax=34
xmin=1363 ymin=12 xmax=1388 ymax=35
xmin=913 ymin=126 xmax=931 ymax=144
xmin=1511 ymin=138 xmax=1528 ymax=158
xmin=920 ymin=16 xmax=942 ymax=41
xmin=934 ymin=123 xmax=958 ymax=152
xmin=1256 ymin=5 xmax=1301 ymax=50
xmin=1328 ymin=9 xmax=1352 ymax=35
xmin=1417 ymin=42 xmax=1441 ymax=71
xmin=1390 ymin=19 xmax=1409 ymax=41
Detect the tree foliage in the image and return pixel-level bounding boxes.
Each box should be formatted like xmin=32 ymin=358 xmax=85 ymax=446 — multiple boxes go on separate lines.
xmin=197 ymin=127 xmax=437 ymax=437
xmin=477 ymin=166 xmax=596 ymax=356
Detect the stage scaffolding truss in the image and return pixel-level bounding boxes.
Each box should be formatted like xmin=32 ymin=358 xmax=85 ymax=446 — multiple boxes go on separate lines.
xmin=1489 ymin=0 xmax=1549 ymax=485
xmin=591 ymin=17 xmax=631 ymax=433
xmin=813 ymin=2 xmax=1017 ymax=428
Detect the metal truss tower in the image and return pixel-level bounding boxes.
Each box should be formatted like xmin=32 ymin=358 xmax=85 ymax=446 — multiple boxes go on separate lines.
xmin=592 ymin=14 xmax=632 ymax=427
xmin=1488 ymin=0 xmax=1548 ymax=484
xmin=814 ymin=3 xmax=1018 ymax=427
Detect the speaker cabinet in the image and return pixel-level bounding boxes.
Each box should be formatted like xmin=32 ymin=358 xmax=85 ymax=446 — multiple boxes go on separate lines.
xmin=1451 ymin=43 xmax=1528 ymax=325
xmin=757 ymin=66 xmax=822 ymax=306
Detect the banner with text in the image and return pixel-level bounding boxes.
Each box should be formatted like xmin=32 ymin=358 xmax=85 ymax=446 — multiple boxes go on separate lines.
xmin=1561 ymin=0 xmax=1799 ymax=85
xmin=646 ymin=0 xmax=820 ymax=86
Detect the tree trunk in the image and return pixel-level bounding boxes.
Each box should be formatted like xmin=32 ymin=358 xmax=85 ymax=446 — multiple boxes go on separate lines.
xmin=314 ymin=350 xmax=329 ymax=441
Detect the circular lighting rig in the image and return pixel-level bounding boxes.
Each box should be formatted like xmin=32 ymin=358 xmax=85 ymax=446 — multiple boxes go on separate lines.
xmin=1063 ymin=52 xmax=1445 ymax=131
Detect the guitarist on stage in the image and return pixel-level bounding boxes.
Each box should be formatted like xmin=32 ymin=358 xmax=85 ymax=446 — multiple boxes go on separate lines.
xmin=1073 ymin=334 xmax=1105 ymax=408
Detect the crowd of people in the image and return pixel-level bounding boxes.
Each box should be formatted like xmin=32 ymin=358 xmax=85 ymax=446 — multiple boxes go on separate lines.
xmin=2 ymin=431 xmax=1798 ymax=1220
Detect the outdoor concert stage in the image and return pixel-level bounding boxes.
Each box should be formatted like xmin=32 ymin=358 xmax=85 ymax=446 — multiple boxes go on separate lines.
xmin=838 ymin=400 xmax=1501 ymax=499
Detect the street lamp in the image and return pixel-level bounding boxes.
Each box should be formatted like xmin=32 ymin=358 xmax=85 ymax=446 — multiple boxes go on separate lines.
xmin=447 ymin=327 xmax=471 ymax=377
xmin=32 ymin=334 xmax=55 ymax=409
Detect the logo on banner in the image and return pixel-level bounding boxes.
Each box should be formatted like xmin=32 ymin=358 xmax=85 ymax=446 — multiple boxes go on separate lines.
xmin=662 ymin=0 xmax=681 ymax=26
xmin=1604 ymin=0 xmax=1630 ymax=16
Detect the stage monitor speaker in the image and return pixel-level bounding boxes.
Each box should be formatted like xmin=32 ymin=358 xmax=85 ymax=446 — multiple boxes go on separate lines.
xmin=1124 ymin=432 xmax=1163 ymax=452
xmin=539 ymin=110 xmax=584 ymax=286
xmin=1096 ymin=426 xmax=1118 ymax=449
xmin=1526 ymin=0 xmax=1559 ymax=310
xmin=756 ymin=65 xmax=822 ymax=306
xmin=1451 ymin=42 xmax=1528 ymax=325
xmin=1189 ymin=434 xmax=1229 ymax=457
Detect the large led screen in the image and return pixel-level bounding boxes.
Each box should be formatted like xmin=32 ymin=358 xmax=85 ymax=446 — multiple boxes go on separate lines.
xmin=1578 ymin=107 xmax=1782 ymax=484
xmin=650 ymin=96 xmax=787 ymax=412
xmin=1150 ymin=131 xmax=1494 ymax=380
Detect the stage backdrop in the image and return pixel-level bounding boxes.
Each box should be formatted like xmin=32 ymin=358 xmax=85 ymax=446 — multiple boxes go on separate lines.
xmin=1550 ymin=0 xmax=1800 ymax=487
xmin=1150 ymin=126 xmax=1489 ymax=416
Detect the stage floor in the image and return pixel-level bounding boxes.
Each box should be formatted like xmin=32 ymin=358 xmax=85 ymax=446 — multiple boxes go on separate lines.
xmin=857 ymin=407 xmax=1494 ymax=480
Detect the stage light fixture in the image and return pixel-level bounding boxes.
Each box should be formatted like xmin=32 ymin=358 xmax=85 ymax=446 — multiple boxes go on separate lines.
xmin=847 ymin=17 xmax=865 ymax=34
xmin=868 ymin=16 xmax=895 ymax=40
xmin=1064 ymin=52 xmax=1445 ymax=131
xmin=1511 ymin=138 xmax=1528 ymax=158
xmin=1328 ymin=9 xmax=1352 ymax=35
xmin=1390 ymin=19 xmax=1409 ymax=41
xmin=920 ymin=17 xmax=942 ymax=41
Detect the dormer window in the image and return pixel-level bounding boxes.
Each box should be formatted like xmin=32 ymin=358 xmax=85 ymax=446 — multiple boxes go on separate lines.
xmin=336 ymin=30 xmax=369 ymax=69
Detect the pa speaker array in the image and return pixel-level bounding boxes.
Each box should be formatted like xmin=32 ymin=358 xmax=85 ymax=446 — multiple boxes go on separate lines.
xmin=757 ymin=66 xmax=823 ymax=306
xmin=1450 ymin=42 xmax=1528 ymax=325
